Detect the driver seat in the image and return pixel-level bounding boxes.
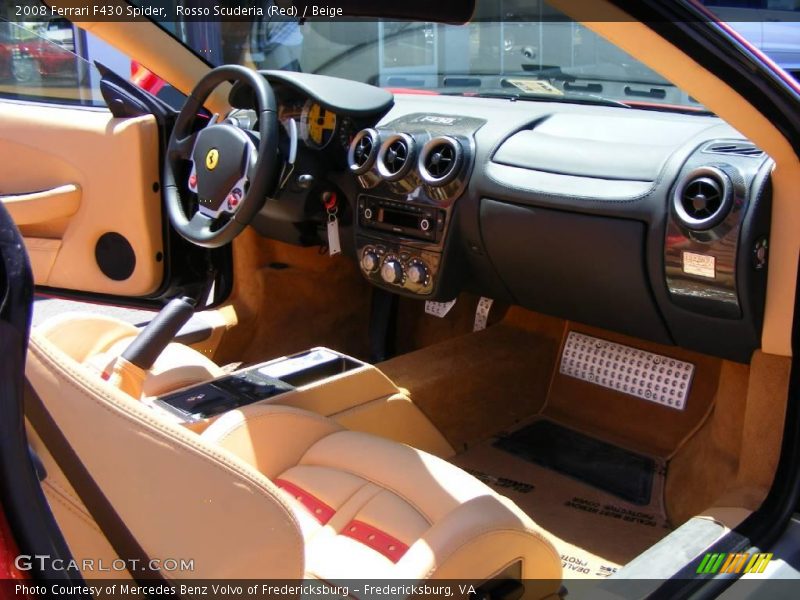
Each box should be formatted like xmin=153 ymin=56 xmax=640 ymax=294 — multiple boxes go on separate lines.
xmin=25 ymin=317 xmax=562 ymax=591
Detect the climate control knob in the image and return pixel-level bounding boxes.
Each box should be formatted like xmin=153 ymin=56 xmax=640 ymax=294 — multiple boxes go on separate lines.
xmin=361 ymin=250 xmax=380 ymax=273
xmin=407 ymin=262 xmax=429 ymax=285
xmin=380 ymin=258 xmax=404 ymax=284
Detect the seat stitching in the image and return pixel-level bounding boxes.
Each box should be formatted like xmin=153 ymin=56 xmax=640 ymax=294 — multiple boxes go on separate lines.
xmin=44 ymin=481 xmax=104 ymax=534
xmin=276 ymin=469 xmax=375 ymax=518
xmin=297 ymin=458 xmax=435 ymax=526
xmin=275 ymin=475 xmax=380 ymax=548
xmin=333 ymin=481 xmax=380 ymax=518
xmin=41 ymin=472 xmax=84 ymax=508
xmin=207 ymin=411 xmax=340 ymax=446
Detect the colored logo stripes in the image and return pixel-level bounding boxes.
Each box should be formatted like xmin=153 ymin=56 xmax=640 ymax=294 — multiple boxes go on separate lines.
xmin=696 ymin=552 xmax=773 ymax=575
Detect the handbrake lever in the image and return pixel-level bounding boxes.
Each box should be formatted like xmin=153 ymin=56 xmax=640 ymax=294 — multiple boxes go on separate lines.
xmin=121 ymin=296 xmax=196 ymax=370
xmin=107 ymin=296 xmax=196 ymax=398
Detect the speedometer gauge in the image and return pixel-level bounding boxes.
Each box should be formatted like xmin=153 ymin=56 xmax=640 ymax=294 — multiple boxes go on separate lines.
xmin=302 ymin=101 xmax=337 ymax=148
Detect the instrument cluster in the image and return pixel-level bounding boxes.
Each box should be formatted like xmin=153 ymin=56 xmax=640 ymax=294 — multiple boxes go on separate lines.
xmin=278 ymin=98 xmax=357 ymax=152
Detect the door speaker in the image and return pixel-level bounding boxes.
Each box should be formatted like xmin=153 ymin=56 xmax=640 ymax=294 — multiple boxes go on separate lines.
xmin=95 ymin=232 xmax=136 ymax=281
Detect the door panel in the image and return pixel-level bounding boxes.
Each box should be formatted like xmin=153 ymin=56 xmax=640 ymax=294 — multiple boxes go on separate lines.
xmin=0 ymin=101 xmax=164 ymax=296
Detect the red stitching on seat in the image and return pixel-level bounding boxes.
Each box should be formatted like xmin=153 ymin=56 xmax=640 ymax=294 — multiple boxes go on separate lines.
xmin=342 ymin=519 xmax=409 ymax=563
xmin=275 ymin=478 xmax=335 ymax=525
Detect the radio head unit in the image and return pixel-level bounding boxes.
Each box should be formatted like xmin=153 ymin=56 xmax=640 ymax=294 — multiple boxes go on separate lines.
xmin=358 ymin=195 xmax=445 ymax=243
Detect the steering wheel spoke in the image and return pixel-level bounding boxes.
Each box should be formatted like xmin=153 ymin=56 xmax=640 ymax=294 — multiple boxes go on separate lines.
xmin=188 ymin=211 xmax=215 ymax=234
xmin=170 ymin=131 xmax=199 ymax=161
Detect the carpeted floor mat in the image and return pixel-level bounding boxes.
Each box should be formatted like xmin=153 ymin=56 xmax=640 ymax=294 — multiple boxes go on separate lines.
xmin=494 ymin=420 xmax=656 ymax=505
xmin=452 ymin=427 xmax=672 ymax=579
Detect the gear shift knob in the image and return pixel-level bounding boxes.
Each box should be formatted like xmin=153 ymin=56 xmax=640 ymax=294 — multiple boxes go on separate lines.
xmin=121 ymin=296 xmax=196 ymax=371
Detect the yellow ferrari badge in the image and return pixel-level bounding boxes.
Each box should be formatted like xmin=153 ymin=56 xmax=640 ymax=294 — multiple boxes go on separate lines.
xmin=205 ymin=148 xmax=219 ymax=171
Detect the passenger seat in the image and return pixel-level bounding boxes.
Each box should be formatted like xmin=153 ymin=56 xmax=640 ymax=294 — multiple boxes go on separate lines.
xmin=25 ymin=320 xmax=561 ymax=592
xmin=203 ymin=404 xmax=562 ymax=584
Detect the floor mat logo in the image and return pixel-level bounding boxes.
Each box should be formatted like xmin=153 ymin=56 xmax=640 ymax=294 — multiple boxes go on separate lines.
xmin=466 ymin=470 xmax=534 ymax=493
xmin=564 ymin=496 xmax=661 ymax=527
xmin=696 ymin=552 xmax=773 ymax=575
xmin=561 ymin=554 xmax=619 ymax=578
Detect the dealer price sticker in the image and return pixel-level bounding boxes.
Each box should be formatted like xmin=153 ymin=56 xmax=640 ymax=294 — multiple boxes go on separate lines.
xmin=682 ymin=251 xmax=716 ymax=279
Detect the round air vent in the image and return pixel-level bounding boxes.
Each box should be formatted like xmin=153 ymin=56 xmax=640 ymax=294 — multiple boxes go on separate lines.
xmin=377 ymin=133 xmax=416 ymax=181
xmin=419 ymin=136 xmax=463 ymax=186
xmin=672 ymin=167 xmax=733 ymax=231
xmin=348 ymin=128 xmax=380 ymax=175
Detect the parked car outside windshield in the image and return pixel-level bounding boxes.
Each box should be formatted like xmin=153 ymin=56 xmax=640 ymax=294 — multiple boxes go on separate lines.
xmin=144 ymin=0 xmax=708 ymax=112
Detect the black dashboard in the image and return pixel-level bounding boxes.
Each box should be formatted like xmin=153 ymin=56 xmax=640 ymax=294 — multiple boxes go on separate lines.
xmin=232 ymin=72 xmax=773 ymax=363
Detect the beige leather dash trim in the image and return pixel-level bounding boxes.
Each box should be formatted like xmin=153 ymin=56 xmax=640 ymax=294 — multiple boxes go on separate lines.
xmin=1 ymin=184 xmax=81 ymax=225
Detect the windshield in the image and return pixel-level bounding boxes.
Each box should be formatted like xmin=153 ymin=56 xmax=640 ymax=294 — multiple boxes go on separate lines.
xmin=145 ymin=0 xmax=707 ymax=111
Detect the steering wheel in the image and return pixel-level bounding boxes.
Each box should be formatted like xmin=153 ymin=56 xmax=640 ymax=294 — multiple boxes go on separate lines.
xmin=164 ymin=65 xmax=278 ymax=248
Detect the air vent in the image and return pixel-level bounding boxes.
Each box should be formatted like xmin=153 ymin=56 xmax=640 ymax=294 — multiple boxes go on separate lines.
xmin=703 ymin=141 xmax=764 ymax=158
xmin=377 ymin=133 xmax=416 ymax=181
xmin=419 ymin=136 xmax=463 ymax=186
xmin=348 ymin=128 xmax=380 ymax=175
xmin=385 ymin=140 xmax=408 ymax=173
xmin=672 ymin=167 xmax=733 ymax=231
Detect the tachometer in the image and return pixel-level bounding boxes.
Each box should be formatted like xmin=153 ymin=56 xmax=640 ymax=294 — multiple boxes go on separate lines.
xmin=301 ymin=101 xmax=337 ymax=149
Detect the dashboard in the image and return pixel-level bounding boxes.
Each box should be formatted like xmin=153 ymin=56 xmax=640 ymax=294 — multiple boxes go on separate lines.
xmin=230 ymin=71 xmax=773 ymax=364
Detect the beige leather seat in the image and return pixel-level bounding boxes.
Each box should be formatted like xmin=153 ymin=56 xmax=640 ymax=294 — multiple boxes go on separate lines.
xmin=203 ymin=404 xmax=561 ymax=582
xmin=25 ymin=315 xmax=562 ymax=591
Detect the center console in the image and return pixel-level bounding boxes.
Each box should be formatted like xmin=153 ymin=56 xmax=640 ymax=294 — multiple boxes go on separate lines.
xmin=153 ymin=348 xmax=364 ymax=425
xmin=147 ymin=345 xmax=455 ymax=456
xmin=348 ymin=114 xmax=485 ymax=298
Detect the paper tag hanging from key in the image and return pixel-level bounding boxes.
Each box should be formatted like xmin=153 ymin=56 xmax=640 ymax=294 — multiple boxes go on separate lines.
xmin=323 ymin=191 xmax=341 ymax=256
xmin=327 ymin=212 xmax=341 ymax=256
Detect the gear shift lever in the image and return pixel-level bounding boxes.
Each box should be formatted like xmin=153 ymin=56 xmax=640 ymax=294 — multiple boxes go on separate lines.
xmin=121 ymin=296 xmax=196 ymax=370
xmin=106 ymin=296 xmax=196 ymax=398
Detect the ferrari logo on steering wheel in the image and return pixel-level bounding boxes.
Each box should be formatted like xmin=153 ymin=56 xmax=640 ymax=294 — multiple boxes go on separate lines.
xmin=205 ymin=148 xmax=219 ymax=171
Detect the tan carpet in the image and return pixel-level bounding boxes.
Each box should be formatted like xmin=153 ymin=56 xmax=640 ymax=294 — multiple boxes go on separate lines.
xmin=215 ymin=230 xmax=373 ymax=366
xmin=379 ymin=316 xmax=561 ymax=451
xmin=452 ymin=431 xmax=672 ymax=579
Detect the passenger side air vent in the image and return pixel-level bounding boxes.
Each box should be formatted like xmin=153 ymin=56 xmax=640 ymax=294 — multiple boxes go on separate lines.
xmin=419 ymin=136 xmax=463 ymax=186
xmin=703 ymin=141 xmax=764 ymax=158
xmin=348 ymin=128 xmax=380 ymax=175
xmin=377 ymin=133 xmax=416 ymax=181
xmin=672 ymin=167 xmax=733 ymax=231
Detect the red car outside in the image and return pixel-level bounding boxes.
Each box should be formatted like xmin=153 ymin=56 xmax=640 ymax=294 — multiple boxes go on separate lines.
xmin=0 ymin=32 xmax=76 ymax=84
